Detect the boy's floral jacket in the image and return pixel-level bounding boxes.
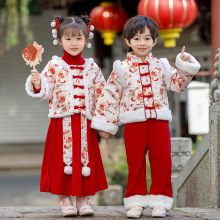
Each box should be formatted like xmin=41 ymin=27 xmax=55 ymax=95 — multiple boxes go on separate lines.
xmin=91 ymin=52 xmax=200 ymax=135
xmin=25 ymin=56 xmax=106 ymax=120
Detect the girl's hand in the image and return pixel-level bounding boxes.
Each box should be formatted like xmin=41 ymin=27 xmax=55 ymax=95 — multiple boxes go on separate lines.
xmin=31 ymin=69 xmax=41 ymax=89
xmin=99 ymin=131 xmax=113 ymax=140
xmin=180 ymin=46 xmax=190 ymax=62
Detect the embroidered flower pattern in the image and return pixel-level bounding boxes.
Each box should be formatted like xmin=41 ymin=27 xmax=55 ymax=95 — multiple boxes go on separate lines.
xmin=38 ymin=58 xmax=105 ymax=118
xmin=94 ymin=52 xmax=194 ymax=126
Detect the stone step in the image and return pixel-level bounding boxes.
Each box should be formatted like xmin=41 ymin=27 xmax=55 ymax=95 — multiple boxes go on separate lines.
xmin=1 ymin=206 xmax=219 ymax=219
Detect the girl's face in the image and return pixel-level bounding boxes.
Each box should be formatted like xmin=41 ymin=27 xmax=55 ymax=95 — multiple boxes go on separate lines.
xmin=125 ymin=27 xmax=157 ymax=62
xmin=59 ymin=31 xmax=86 ymax=56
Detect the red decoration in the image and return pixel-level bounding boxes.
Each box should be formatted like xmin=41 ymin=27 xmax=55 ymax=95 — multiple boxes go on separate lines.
xmin=137 ymin=0 xmax=198 ymax=47
xmin=87 ymin=21 xmax=92 ymax=33
xmin=90 ymin=2 xmax=128 ymax=45
xmin=53 ymin=19 xmax=60 ymax=31
xmin=138 ymin=0 xmax=198 ymax=30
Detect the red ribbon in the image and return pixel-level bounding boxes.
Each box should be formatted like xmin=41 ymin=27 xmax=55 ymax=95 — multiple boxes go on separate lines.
xmin=74 ymin=85 xmax=84 ymax=89
xmin=70 ymin=66 xmax=84 ymax=70
xmin=74 ymin=95 xmax=85 ymax=99
xmin=145 ymin=106 xmax=155 ymax=110
xmin=138 ymin=61 xmax=150 ymax=66
xmin=144 ymin=94 xmax=153 ymax=98
xmin=72 ymin=75 xmax=83 ymax=79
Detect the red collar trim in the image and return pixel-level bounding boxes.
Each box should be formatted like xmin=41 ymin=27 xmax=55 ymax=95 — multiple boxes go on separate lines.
xmin=62 ymin=50 xmax=85 ymax=65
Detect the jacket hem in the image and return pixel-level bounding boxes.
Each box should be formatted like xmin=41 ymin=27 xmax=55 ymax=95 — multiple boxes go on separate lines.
xmin=118 ymin=107 xmax=172 ymax=124
xmin=91 ymin=118 xmax=118 ymax=135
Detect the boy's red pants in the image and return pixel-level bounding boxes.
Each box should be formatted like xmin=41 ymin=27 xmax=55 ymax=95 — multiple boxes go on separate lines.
xmin=124 ymin=119 xmax=172 ymax=198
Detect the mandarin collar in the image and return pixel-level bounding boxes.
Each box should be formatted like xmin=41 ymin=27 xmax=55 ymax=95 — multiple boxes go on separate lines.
xmin=127 ymin=52 xmax=154 ymax=64
xmin=62 ymin=50 xmax=85 ymax=65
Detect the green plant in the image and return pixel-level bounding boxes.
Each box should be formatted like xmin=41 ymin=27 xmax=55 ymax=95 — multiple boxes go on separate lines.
xmin=107 ymin=149 xmax=152 ymax=195
xmin=0 ymin=0 xmax=38 ymax=51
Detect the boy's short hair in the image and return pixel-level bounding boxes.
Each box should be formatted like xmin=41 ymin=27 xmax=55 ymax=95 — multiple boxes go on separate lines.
xmin=123 ymin=15 xmax=159 ymax=44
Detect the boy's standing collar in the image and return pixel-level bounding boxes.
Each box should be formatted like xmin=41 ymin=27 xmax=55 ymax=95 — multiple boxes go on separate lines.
xmin=127 ymin=52 xmax=154 ymax=64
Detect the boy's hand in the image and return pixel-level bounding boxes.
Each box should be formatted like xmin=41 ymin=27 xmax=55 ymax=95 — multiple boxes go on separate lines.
xmin=99 ymin=131 xmax=113 ymax=140
xmin=180 ymin=46 xmax=190 ymax=62
xmin=31 ymin=69 xmax=41 ymax=89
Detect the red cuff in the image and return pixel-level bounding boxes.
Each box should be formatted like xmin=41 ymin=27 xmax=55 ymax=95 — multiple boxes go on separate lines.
xmin=33 ymin=85 xmax=41 ymax=93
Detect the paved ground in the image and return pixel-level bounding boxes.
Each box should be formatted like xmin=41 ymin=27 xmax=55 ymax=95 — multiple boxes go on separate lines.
xmin=0 ymin=206 xmax=220 ymax=219
xmin=0 ymin=147 xmax=220 ymax=219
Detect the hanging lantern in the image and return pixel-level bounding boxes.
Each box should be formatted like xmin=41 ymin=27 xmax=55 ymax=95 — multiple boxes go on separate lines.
xmin=90 ymin=2 xmax=128 ymax=45
xmin=137 ymin=0 xmax=198 ymax=48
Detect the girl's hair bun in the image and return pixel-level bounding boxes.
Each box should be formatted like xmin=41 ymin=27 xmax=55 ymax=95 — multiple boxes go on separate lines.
xmin=55 ymin=16 xmax=64 ymax=24
xmin=81 ymin=15 xmax=91 ymax=26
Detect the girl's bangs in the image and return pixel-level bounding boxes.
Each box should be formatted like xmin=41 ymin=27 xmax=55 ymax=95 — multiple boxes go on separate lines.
xmin=62 ymin=23 xmax=83 ymax=37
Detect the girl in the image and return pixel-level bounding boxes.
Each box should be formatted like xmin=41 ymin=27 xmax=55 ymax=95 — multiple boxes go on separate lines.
xmin=91 ymin=15 xmax=200 ymax=218
xmin=25 ymin=15 xmax=108 ymax=217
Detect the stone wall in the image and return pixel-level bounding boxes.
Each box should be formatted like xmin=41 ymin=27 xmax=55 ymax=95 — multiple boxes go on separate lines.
xmin=173 ymin=103 xmax=220 ymax=208
xmin=171 ymin=138 xmax=192 ymax=181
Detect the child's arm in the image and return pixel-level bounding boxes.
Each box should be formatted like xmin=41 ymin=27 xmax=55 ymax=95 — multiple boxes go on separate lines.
xmin=94 ymin=66 xmax=106 ymax=105
xmin=25 ymin=60 xmax=55 ymax=100
xmin=91 ymin=62 xmax=123 ymax=136
xmin=162 ymin=46 xmax=201 ymax=93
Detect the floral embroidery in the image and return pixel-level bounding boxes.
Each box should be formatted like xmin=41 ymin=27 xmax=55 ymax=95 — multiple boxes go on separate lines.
xmin=36 ymin=58 xmax=105 ymax=117
xmin=93 ymin=52 xmax=194 ymax=126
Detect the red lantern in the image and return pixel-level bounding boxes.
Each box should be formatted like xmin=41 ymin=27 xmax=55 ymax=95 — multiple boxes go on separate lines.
xmin=90 ymin=2 xmax=128 ymax=45
xmin=137 ymin=0 xmax=198 ymax=47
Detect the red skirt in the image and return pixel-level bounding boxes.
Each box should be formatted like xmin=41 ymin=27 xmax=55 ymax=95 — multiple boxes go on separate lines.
xmin=40 ymin=114 xmax=108 ymax=196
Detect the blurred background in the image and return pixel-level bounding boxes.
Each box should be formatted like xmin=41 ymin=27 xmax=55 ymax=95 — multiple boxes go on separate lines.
xmin=0 ymin=0 xmax=214 ymax=207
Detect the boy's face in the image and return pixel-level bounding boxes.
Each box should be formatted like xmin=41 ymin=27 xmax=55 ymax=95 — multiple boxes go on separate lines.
xmin=58 ymin=31 xmax=86 ymax=56
xmin=125 ymin=27 xmax=157 ymax=61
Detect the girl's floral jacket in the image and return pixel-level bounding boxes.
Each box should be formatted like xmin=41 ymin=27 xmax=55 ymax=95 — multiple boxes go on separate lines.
xmin=25 ymin=56 xmax=106 ymax=120
xmin=91 ymin=52 xmax=200 ymax=135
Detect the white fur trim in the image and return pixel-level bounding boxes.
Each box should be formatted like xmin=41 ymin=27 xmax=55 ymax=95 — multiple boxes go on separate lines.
xmin=156 ymin=108 xmax=172 ymax=122
xmin=82 ymin=58 xmax=94 ymax=120
xmin=48 ymin=112 xmax=74 ymax=118
xmin=124 ymin=195 xmax=148 ymax=210
xmin=160 ymin=58 xmax=172 ymax=90
xmin=64 ymin=165 xmax=72 ymax=175
xmin=25 ymin=75 xmax=46 ymax=100
xmin=91 ymin=118 xmax=118 ymax=135
xmin=119 ymin=107 xmax=172 ymax=124
xmin=119 ymin=108 xmax=146 ymax=124
xmin=82 ymin=166 xmax=91 ymax=177
xmin=175 ymin=52 xmax=201 ymax=75
xmin=148 ymin=195 xmax=173 ymax=211
xmin=113 ymin=60 xmax=125 ymax=88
